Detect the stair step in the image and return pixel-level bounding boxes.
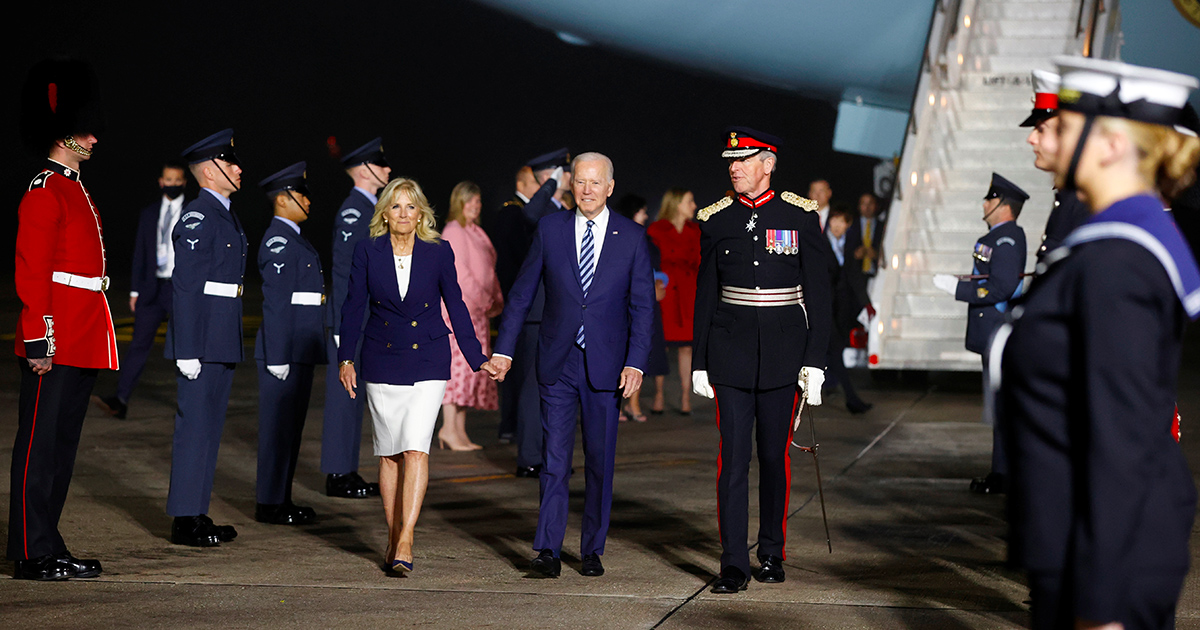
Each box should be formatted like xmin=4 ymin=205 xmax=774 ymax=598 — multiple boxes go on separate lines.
xmin=977 ymin=55 xmax=1080 ymax=74
xmin=948 ymin=147 xmax=1040 ymax=169
xmin=967 ymin=36 xmax=1074 ymax=56
xmin=976 ymin=19 xmax=1076 ymax=38
xmin=953 ymin=89 xmax=1039 ymax=111
xmin=974 ymin=2 xmax=1076 ymax=21
xmin=873 ymin=338 xmax=978 ymax=370
xmin=943 ymin=166 xmax=1048 ymax=190
xmin=892 ymin=294 xmax=969 ymax=318
xmin=946 ymin=128 xmax=1034 ymax=150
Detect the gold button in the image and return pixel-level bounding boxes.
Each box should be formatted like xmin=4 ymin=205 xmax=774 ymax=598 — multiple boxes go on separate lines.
xmin=424 ymin=303 xmax=429 ymax=308
xmin=387 ymin=342 xmax=392 ymax=348
xmin=321 ymin=294 xmax=327 ymax=304
xmin=412 ymin=343 xmax=419 ymax=350
xmin=411 ymin=321 xmax=417 ymax=327
xmin=384 ymin=321 xmax=389 ymax=326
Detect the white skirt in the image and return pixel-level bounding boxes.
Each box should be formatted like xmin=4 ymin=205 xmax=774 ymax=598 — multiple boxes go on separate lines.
xmin=365 ymin=380 xmax=448 ymax=456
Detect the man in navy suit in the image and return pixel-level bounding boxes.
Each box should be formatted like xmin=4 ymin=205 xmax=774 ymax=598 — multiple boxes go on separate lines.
xmin=323 ymin=138 xmax=389 ymax=499
xmin=93 ymin=161 xmax=189 ymax=419
xmin=164 ymin=129 xmax=247 ymax=547
xmin=490 ymin=152 xmax=655 ymax=578
xmin=254 ymin=162 xmax=327 ymax=525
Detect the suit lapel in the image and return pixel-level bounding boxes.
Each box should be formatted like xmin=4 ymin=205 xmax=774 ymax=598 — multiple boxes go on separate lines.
xmin=373 ymin=235 xmax=405 ymax=311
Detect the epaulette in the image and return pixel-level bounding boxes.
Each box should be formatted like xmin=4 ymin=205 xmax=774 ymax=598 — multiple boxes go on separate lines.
xmin=28 ymin=171 xmax=51 ymax=191
xmin=697 ymin=196 xmax=733 ymax=222
xmin=781 ymin=191 xmax=819 ymax=211
xmin=502 ymin=199 xmax=525 ymax=208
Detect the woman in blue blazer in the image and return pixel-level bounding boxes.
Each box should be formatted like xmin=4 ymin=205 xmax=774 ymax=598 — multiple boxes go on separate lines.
xmin=338 ymin=178 xmax=494 ymax=574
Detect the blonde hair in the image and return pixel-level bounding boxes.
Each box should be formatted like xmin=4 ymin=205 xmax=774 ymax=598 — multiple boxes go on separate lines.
xmin=1096 ymin=117 xmax=1200 ymax=201
xmin=656 ymin=188 xmax=691 ymax=223
xmin=370 ymin=178 xmax=440 ymax=243
xmin=446 ymin=181 xmax=481 ymax=227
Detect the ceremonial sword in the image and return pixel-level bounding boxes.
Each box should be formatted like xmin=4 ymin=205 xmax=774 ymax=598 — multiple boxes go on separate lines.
xmin=792 ymin=398 xmax=832 ymax=553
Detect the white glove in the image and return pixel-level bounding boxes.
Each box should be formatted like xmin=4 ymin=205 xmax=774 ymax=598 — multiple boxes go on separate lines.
xmin=799 ymin=366 xmax=825 ymax=406
xmin=691 ymin=370 xmax=715 ymax=399
xmin=551 ymin=166 xmax=565 ymax=189
xmin=932 ymin=274 xmax=959 ymax=296
xmin=177 ymin=359 xmax=202 ymax=380
xmin=333 ymin=335 xmax=340 ymax=349
xmin=267 ymin=364 xmax=290 ymax=381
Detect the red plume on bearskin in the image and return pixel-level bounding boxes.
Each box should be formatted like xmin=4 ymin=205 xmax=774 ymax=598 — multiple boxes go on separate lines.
xmin=20 ymin=58 xmax=104 ymax=154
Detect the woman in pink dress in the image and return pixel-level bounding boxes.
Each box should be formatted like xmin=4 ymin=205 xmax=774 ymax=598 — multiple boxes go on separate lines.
xmin=439 ymin=182 xmax=503 ymax=450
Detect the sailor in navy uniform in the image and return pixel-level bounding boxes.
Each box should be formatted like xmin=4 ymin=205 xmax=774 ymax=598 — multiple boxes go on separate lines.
xmin=323 ymin=138 xmax=389 ymax=499
xmin=1000 ymin=57 xmax=1200 ymax=629
xmin=933 ymin=173 xmax=1027 ymax=495
xmin=164 ymin=129 xmax=247 ymax=547
xmin=691 ymin=128 xmax=832 ymax=593
xmin=499 ymin=148 xmax=572 ymax=478
xmin=254 ymin=163 xmax=327 ymax=525
xmin=1019 ymin=69 xmax=1091 ymax=264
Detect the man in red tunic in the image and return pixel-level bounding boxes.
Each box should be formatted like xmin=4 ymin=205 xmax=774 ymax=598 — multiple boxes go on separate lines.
xmin=8 ymin=59 xmax=118 ymax=580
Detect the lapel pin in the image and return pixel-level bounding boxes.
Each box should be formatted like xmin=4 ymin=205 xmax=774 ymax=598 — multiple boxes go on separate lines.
xmin=612 ymin=231 xmax=618 ymax=235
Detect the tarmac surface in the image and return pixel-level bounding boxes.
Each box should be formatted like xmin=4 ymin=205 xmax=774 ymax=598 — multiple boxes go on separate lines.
xmin=2 ymin=308 xmax=1200 ymax=629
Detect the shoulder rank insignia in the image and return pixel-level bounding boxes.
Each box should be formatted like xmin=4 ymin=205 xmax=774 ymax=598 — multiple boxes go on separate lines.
xmin=340 ymin=208 xmax=362 ymax=224
xmin=502 ymin=199 xmax=525 ymax=208
xmin=28 ymin=172 xmax=50 ymax=191
xmin=781 ymin=191 xmax=819 ymax=211
xmin=697 ymin=196 xmax=733 ymax=222
xmin=266 ymin=235 xmax=288 ymax=254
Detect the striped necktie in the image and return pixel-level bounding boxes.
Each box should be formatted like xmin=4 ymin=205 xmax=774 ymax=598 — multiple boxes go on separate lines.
xmin=576 ymin=219 xmax=595 ymax=348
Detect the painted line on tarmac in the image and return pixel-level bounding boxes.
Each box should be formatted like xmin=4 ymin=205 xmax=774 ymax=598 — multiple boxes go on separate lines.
xmin=648 ymin=386 xmax=934 ymax=630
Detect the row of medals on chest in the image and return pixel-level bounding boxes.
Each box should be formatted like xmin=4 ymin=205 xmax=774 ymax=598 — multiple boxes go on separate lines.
xmin=746 ymin=211 xmax=798 ymax=256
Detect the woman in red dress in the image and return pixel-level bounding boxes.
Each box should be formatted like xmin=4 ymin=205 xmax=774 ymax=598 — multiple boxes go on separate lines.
xmin=647 ymin=188 xmax=700 ymax=414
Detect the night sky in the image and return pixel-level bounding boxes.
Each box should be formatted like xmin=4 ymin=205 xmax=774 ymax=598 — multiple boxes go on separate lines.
xmin=2 ymin=1 xmax=878 ymax=291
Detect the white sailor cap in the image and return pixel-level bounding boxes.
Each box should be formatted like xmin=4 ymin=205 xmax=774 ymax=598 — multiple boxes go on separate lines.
xmin=1020 ymin=69 xmax=1062 ymax=127
xmin=1053 ymin=56 xmax=1198 ymax=133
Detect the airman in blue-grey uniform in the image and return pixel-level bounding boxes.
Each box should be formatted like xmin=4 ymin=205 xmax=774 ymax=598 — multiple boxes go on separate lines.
xmin=254 ymin=162 xmax=327 ymax=524
xmin=165 ymin=129 xmax=247 ymax=547
xmin=933 ymin=172 xmax=1028 ymax=495
xmin=322 ymin=138 xmax=390 ymax=498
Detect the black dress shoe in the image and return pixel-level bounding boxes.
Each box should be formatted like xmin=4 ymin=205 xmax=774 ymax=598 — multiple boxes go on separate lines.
xmin=529 ymin=549 xmax=561 ymax=577
xmin=847 ymin=400 xmax=874 ymax=415
xmin=326 ymin=472 xmax=379 ymax=498
xmin=515 ymin=465 xmax=542 ymax=478
xmin=710 ymin=566 xmax=749 ymax=593
xmin=56 ymin=552 xmax=101 ymax=578
xmin=171 ymin=515 xmax=221 ymax=547
xmin=581 ymin=553 xmax=604 ymax=577
xmin=14 ymin=554 xmax=74 ymax=580
xmin=969 ymin=472 xmax=1008 ymax=495
xmin=256 ymin=502 xmax=316 ymax=525
xmin=757 ymin=556 xmax=785 ymax=583
xmin=92 ymin=394 xmax=127 ymax=419
xmin=198 ymin=515 xmax=237 ymax=542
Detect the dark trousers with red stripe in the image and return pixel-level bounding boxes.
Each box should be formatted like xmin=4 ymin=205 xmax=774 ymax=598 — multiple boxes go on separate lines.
xmin=7 ymin=360 xmax=98 ymax=560
xmin=713 ymin=383 xmax=798 ymax=575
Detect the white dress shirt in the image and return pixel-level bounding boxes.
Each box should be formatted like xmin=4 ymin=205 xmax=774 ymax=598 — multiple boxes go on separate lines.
xmin=394 ymin=254 xmax=412 ymax=300
xmin=156 ymin=194 xmax=184 ymax=278
xmin=574 ymin=206 xmax=610 ymax=272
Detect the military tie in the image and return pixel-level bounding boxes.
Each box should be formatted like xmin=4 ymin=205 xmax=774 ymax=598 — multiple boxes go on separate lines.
xmin=576 ymin=219 xmax=595 ymax=348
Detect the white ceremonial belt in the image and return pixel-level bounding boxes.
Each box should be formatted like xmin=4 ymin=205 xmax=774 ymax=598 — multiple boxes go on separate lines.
xmin=291 ymin=292 xmax=326 ymax=306
xmin=52 ymin=271 xmax=109 ymax=292
xmin=720 ymin=285 xmax=804 ymax=307
xmin=203 ymin=281 xmax=243 ymax=298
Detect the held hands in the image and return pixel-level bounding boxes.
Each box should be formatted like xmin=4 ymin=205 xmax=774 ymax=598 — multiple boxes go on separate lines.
xmin=691 ymin=370 xmax=715 ymax=399
xmin=485 ymin=355 xmax=512 ymax=382
xmin=177 ymin=359 xmax=202 ymax=380
xmin=799 ymin=366 xmax=825 ymax=406
xmin=339 ymin=362 xmax=357 ymax=398
xmin=618 ymin=367 xmax=642 ymax=399
xmin=932 ymin=274 xmax=958 ymax=295
xmin=267 ymin=364 xmax=290 ymax=381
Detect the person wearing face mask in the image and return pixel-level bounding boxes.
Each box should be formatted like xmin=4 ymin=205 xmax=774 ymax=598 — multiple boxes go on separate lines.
xmin=164 ymin=129 xmax=248 ymax=547
xmin=323 ymin=138 xmax=390 ymax=500
xmin=438 ymin=181 xmax=503 ymax=450
xmin=1021 ymin=69 xmax=1092 ymax=265
xmin=10 ymin=58 xmax=116 ymax=581
xmin=93 ymin=161 xmax=190 ymax=420
xmin=933 ymin=173 xmax=1028 ymax=495
xmin=1000 ymin=57 xmax=1200 ymax=630
xmin=253 ymin=162 xmax=327 ymax=525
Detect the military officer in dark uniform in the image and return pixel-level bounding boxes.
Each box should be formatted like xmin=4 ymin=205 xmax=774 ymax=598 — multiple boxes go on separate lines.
xmin=322 ymin=138 xmax=389 ymax=499
xmin=932 ymin=173 xmax=1027 ymax=494
xmin=691 ymin=127 xmax=832 ymax=593
xmin=254 ymin=163 xmax=327 ymax=525
xmin=10 ymin=58 xmax=114 ymax=581
xmin=165 ymin=129 xmax=247 ymax=547
xmin=1001 ymin=57 xmax=1199 ymax=630
xmin=495 ymin=148 xmax=571 ymax=477
xmin=1020 ymin=69 xmax=1091 ymax=264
